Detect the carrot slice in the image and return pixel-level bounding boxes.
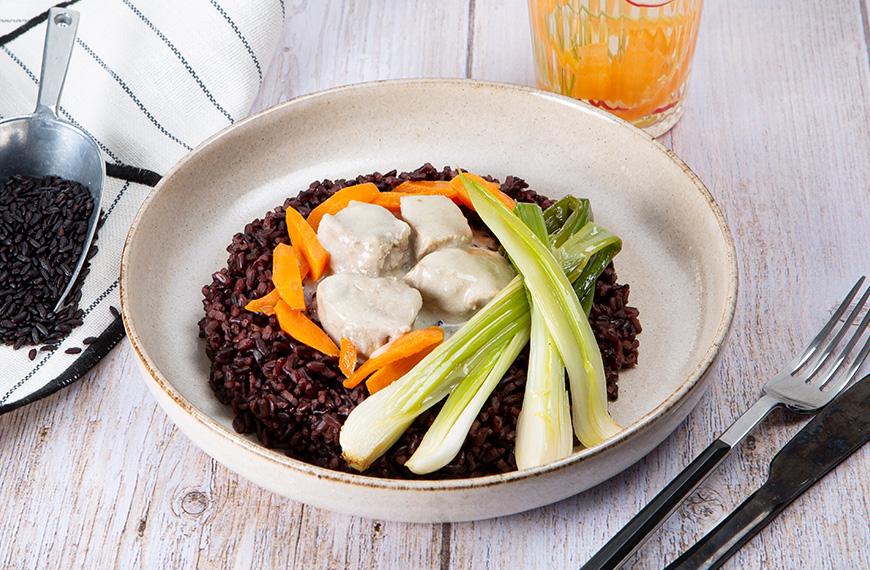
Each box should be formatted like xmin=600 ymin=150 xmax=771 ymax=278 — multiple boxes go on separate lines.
xmin=285 ymin=206 xmax=330 ymax=280
xmin=297 ymin=252 xmax=310 ymax=280
xmin=306 ymin=182 xmax=381 ymax=230
xmin=244 ymin=288 xmax=280 ymax=316
xmin=272 ymin=243 xmax=306 ymax=310
xmin=343 ymin=327 xmax=444 ymax=389
xmin=274 ymin=299 xmax=340 ymax=357
xmin=365 ymin=345 xmax=437 ymax=394
xmin=450 ymin=173 xmax=515 ymax=210
xmin=393 ymin=180 xmax=457 ymax=199
xmin=339 ymin=337 xmax=358 ymax=378
xmin=370 ymin=191 xmax=414 ymax=213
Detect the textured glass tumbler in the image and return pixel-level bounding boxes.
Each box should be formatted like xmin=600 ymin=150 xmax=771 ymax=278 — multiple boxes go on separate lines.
xmin=528 ymin=0 xmax=703 ymax=137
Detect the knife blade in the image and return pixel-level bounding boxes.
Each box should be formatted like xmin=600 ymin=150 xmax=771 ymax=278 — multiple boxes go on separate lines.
xmin=667 ymin=374 xmax=870 ymax=569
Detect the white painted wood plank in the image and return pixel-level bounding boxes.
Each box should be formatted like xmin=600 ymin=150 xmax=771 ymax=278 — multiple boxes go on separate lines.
xmin=469 ymin=0 xmax=536 ymax=85
xmin=252 ymin=0 xmax=473 ymax=112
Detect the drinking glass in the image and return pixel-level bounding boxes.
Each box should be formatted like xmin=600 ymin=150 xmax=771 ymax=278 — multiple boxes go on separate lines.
xmin=528 ymin=0 xmax=703 ymax=136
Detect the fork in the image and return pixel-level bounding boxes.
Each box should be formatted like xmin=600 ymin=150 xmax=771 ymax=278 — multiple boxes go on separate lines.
xmin=582 ymin=276 xmax=870 ymax=570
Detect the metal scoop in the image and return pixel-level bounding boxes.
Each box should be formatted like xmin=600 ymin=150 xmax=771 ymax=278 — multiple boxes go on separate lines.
xmin=0 ymin=8 xmax=103 ymax=312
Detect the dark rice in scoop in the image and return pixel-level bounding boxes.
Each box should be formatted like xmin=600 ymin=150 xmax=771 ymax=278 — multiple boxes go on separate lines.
xmin=199 ymin=164 xmax=641 ymax=479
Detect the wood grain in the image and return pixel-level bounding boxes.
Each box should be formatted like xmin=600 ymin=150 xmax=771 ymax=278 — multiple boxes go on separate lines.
xmin=1 ymin=1 xmax=868 ymax=569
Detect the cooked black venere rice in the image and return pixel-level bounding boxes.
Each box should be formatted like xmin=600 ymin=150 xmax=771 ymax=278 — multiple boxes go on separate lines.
xmin=199 ymin=164 xmax=641 ymax=479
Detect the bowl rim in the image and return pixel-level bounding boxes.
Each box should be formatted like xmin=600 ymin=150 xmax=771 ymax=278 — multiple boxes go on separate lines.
xmin=120 ymin=78 xmax=738 ymax=491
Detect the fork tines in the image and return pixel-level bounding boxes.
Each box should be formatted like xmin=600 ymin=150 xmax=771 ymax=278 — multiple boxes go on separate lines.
xmin=793 ymin=276 xmax=870 ymax=392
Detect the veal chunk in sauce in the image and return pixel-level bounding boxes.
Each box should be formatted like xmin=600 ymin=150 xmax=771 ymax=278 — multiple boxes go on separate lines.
xmin=317 ymin=201 xmax=411 ymax=277
xmin=404 ymin=247 xmax=515 ymax=315
xmin=400 ymin=195 xmax=472 ymax=258
xmin=313 ymin=196 xmax=515 ymax=355
xmin=316 ymin=274 xmax=422 ymax=357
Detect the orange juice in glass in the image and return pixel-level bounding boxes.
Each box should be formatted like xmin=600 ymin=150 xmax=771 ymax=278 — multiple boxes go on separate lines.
xmin=528 ymin=0 xmax=703 ymax=136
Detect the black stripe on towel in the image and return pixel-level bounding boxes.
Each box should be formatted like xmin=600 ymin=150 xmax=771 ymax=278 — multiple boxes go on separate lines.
xmin=0 ymin=0 xmax=82 ymax=45
xmin=121 ymin=0 xmax=235 ymax=124
xmin=97 ymin=164 xmax=162 ymax=223
xmin=99 ymin=181 xmax=130 ymax=221
xmin=208 ymin=0 xmax=262 ymax=80
xmin=76 ymin=39 xmax=193 ymax=151
xmin=106 ymin=163 xmax=163 ymax=187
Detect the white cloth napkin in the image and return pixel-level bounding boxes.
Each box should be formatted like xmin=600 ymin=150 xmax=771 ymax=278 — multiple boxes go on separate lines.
xmin=0 ymin=0 xmax=284 ymax=412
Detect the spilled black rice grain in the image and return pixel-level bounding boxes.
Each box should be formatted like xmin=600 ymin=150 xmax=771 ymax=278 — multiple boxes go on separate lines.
xmin=199 ymin=164 xmax=641 ymax=479
xmin=0 ymin=175 xmax=97 ymax=349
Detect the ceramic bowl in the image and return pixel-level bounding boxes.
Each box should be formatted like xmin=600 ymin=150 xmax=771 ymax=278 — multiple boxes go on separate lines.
xmin=121 ymin=79 xmax=737 ymax=522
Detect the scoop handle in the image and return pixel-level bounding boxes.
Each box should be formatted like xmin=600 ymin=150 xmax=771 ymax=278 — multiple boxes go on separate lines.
xmin=35 ymin=8 xmax=80 ymax=118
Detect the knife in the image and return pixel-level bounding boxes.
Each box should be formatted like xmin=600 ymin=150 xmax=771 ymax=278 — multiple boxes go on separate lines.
xmin=667 ymin=374 xmax=870 ymax=569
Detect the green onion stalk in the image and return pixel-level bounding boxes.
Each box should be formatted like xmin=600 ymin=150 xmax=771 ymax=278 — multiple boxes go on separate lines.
xmin=513 ymin=203 xmax=573 ymax=470
xmin=461 ymin=174 xmax=621 ymax=447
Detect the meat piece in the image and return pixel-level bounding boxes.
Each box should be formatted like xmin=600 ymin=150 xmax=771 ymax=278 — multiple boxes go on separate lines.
xmin=404 ymin=247 xmax=515 ymax=315
xmin=316 ymin=273 xmax=422 ymax=357
xmin=317 ymin=201 xmax=411 ymax=276
xmin=400 ymin=195 xmax=473 ymax=258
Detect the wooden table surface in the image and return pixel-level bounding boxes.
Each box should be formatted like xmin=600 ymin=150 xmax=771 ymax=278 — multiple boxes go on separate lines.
xmin=2 ymin=1 xmax=868 ymax=568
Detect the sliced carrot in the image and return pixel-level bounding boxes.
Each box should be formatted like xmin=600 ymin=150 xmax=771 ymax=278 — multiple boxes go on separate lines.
xmin=365 ymin=345 xmax=437 ymax=394
xmin=274 ymin=299 xmax=340 ymax=357
xmin=306 ymin=183 xmax=380 ymax=230
xmin=297 ymin=252 xmax=310 ymax=280
xmin=285 ymin=206 xmax=330 ymax=280
xmin=339 ymin=337 xmax=358 ymax=378
xmin=450 ymin=172 xmax=515 ymax=210
xmin=244 ymin=288 xmax=281 ymax=316
xmin=343 ymin=327 xmax=444 ymax=389
xmin=393 ymin=180 xmax=458 ymax=199
xmin=272 ymin=243 xmax=306 ymax=310
xmin=370 ymin=191 xmax=414 ymax=213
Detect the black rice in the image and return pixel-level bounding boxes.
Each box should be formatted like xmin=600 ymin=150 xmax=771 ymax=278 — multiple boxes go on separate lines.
xmin=199 ymin=164 xmax=641 ymax=478
xmin=0 ymin=175 xmax=96 ymax=349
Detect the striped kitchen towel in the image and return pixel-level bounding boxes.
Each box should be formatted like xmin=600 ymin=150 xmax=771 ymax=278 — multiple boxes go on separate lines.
xmin=0 ymin=0 xmax=284 ymax=413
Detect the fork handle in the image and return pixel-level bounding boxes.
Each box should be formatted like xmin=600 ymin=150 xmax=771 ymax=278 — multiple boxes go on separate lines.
xmin=582 ymin=396 xmax=780 ymax=570
xmin=581 ymin=439 xmax=732 ymax=570
xmin=665 ymin=484 xmax=784 ymax=569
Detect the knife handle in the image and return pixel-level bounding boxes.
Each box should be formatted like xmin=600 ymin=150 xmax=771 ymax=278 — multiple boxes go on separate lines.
xmin=581 ymin=439 xmax=732 ymax=570
xmin=666 ymin=484 xmax=785 ymax=570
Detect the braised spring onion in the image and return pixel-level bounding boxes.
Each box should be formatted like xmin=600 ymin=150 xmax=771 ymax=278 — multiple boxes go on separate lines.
xmin=462 ymin=174 xmax=620 ymax=446
xmin=513 ymin=203 xmax=573 ymax=470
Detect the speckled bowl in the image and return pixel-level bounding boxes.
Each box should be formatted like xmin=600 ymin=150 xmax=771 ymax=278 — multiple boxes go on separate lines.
xmin=120 ymin=79 xmax=737 ymax=523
